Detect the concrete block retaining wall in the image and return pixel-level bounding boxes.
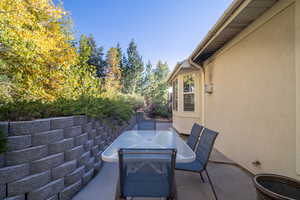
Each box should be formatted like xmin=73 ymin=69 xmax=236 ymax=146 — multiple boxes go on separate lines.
xmin=0 ymin=115 xmax=136 ymax=200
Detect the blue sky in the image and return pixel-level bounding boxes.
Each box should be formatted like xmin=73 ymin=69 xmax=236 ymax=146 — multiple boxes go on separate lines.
xmin=62 ymin=0 xmax=233 ymax=70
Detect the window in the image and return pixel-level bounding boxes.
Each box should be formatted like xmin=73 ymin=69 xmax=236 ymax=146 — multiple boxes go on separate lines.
xmin=172 ymin=79 xmax=178 ymax=111
xmin=183 ymin=75 xmax=195 ymax=111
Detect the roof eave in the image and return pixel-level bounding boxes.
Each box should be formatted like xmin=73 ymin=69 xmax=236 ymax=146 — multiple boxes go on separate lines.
xmin=189 ymin=0 xmax=251 ymax=64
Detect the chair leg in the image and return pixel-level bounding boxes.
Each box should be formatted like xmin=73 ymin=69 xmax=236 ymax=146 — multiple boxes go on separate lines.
xmin=204 ymin=169 xmax=218 ymax=200
xmin=199 ymin=172 xmax=205 ymax=183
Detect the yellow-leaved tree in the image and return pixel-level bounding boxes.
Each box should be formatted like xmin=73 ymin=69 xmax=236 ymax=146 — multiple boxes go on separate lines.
xmin=0 ymin=0 xmax=77 ymax=101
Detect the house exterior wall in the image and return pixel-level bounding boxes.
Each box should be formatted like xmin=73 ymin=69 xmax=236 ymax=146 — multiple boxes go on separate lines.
xmin=296 ymin=0 xmax=300 ymax=175
xmin=172 ymin=70 xmax=202 ymax=134
xmin=203 ymin=1 xmax=299 ymax=179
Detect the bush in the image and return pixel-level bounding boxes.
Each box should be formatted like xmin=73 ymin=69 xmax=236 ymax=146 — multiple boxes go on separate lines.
xmin=0 ymin=95 xmax=138 ymax=123
xmin=146 ymin=103 xmax=171 ymax=119
xmin=0 ymin=129 xmax=7 ymax=154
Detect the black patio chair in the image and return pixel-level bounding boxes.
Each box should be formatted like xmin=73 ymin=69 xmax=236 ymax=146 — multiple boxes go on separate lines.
xmin=176 ymin=128 xmax=219 ymax=200
xmin=137 ymin=120 xmax=156 ymax=130
xmin=117 ymin=148 xmax=177 ymax=200
xmin=186 ymin=123 xmax=204 ymax=150
xmin=136 ymin=112 xmax=156 ymax=130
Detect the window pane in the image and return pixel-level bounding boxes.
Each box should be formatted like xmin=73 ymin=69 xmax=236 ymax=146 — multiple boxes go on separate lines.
xmin=183 ymin=75 xmax=194 ymax=93
xmin=172 ymin=79 xmax=178 ymax=111
xmin=184 ymin=94 xmax=194 ymax=111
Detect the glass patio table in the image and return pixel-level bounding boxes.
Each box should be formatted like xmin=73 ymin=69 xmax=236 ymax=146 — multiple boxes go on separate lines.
xmin=102 ymin=130 xmax=196 ymax=163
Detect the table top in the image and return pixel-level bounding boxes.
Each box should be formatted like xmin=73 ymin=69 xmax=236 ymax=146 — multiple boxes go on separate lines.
xmin=101 ymin=130 xmax=196 ymax=163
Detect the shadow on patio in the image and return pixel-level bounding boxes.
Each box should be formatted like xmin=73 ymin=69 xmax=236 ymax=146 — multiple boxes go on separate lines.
xmin=73 ymin=122 xmax=256 ymax=200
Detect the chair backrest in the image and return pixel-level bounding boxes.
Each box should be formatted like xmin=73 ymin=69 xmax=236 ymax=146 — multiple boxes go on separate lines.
xmin=137 ymin=120 xmax=156 ymax=130
xmin=195 ymin=128 xmax=219 ymax=169
xmin=118 ymin=148 xmax=176 ymax=198
xmin=186 ymin=123 xmax=204 ymax=150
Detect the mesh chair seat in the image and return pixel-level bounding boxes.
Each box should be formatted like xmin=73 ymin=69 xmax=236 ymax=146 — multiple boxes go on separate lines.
xmin=186 ymin=124 xmax=203 ymax=150
xmin=118 ymin=148 xmax=177 ymax=199
xmin=124 ymin=173 xmax=170 ymax=197
xmin=175 ymin=159 xmax=204 ymax=172
xmin=137 ymin=121 xmax=156 ymax=130
xmin=176 ymin=128 xmax=219 ymax=200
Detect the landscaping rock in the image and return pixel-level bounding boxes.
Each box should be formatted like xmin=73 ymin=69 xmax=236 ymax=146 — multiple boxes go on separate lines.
xmin=0 ymin=163 xmax=29 ymax=184
xmin=46 ymin=195 xmax=58 ymax=200
xmin=73 ymin=115 xmax=87 ymax=126
xmin=74 ymin=133 xmax=88 ymax=146
xmin=78 ymin=151 xmax=90 ymax=167
xmin=0 ymin=184 xmax=6 ymax=199
xmin=88 ymin=129 xmax=97 ymax=139
xmin=85 ymin=157 xmax=95 ymax=172
xmin=59 ymin=180 xmax=82 ymax=200
xmin=5 ymin=145 xmax=48 ymax=166
xmin=82 ymin=168 xmax=94 ymax=186
xmin=6 ymin=135 xmax=31 ymax=151
xmin=82 ymin=122 xmax=92 ymax=133
xmin=30 ymin=153 xmax=64 ymax=174
xmin=4 ymin=195 xmax=25 ymax=200
xmin=91 ymin=145 xmax=99 ymax=157
xmin=64 ymin=126 xmax=82 ymax=138
xmin=32 ymin=129 xmax=63 ymax=146
xmin=50 ymin=117 xmax=74 ymax=130
xmin=65 ymin=145 xmax=84 ymax=161
xmin=48 ymin=138 xmax=74 ymax=155
xmin=83 ymin=140 xmax=94 ymax=151
xmin=64 ymin=166 xmax=84 ymax=186
xmin=7 ymin=171 xmax=51 ymax=196
xmin=27 ymin=178 xmax=64 ymax=200
xmin=52 ymin=160 xmax=77 ymax=180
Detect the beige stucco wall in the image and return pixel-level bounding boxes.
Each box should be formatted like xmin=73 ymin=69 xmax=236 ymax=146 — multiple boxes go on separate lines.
xmin=203 ymin=1 xmax=299 ymax=179
xmin=296 ymin=0 xmax=300 ymax=175
xmin=172 ymin=70 xmax=202 ymax=134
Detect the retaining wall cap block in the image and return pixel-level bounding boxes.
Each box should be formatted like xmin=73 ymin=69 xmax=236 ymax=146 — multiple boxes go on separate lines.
xmin=82 ymin=122 xmax=92 ymax=133
xmin=48 ymin=138 xmax=74 ymax=155
xmin=83 ymin=140 xmax=94 ymax=152
xmin=85 ymin=157 xmax=95 ymax=172
xmin=74 ymin=133 xmax=88 ymax=146
xmin=0 ymin=122 xmax=8 ymax=135
xmin=46 ymin=195 xmax=58 ymax=200
xmin=82 ymin=168 xmax=94 ymax=186
xmin=5 ymin=145 xmax=48 ymax=166
xmin=63 ymin=126 xmax=82 ymax=138
xmin=88 ymin=129 xmax=97 ymax=140
xmin=27 ymin=178 xmax=64 ymax=200
xmin=64 ymin=166 xmax=84 ymax=186
xmin=4 ymin=195 xmax=25 ymax=200
xmin=0 ymin=163 xmax=29 ymax=184
xmin=64 ymin=145 xmax=84 ymax=161
xmin=0 ymin=184 xmax=6 ymax=199
xmin=51 ymin=160 xmax=77 ymax=180
xmin=59 ymin=180 xmax=82 ymax=200
xmin=95 ymin=151 xmax=103 ymax=163
xmin=78 ymin=151 xmax=91 ymax=167
xmin=50 ymin=117 xmax=74 ymax=130
xmin=6 ymin=135 xmax=31 ymax=151
xmin=7 ymin=170 xmax=51 ymax=196
xmin=95 ymin=127 xmax=104 ymax=136
xmin=32 ymin=129 xmax=63 ymax=146
xmin=94 ymin=161 xmax=102 ymax=173
xmin=73 ymin=116 xmax=87 ymax=126
xmin=30 ymin=153 xmax=64 ymax=174
xmin=91 ymin=145 xmax=99 ymax=157
xmin=0 ymin=154 xmax=4 ymax=168
xmin=94 ymin=135 xmax=102 ymax=146
xmin=9 ymin=119 xmax=51 ymax=136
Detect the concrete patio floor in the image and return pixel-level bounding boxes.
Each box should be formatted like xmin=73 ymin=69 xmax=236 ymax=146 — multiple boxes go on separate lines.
xmin=73 ymin=122 xmax=257 ymax=200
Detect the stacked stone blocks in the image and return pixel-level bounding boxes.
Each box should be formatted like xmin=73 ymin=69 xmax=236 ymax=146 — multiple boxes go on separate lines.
xmin=0 ymin=115 xmax=136 ymax=200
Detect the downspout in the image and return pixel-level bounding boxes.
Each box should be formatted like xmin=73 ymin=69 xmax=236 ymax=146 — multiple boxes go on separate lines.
xmin=188 ymin=57 xmax=206 ymax=126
